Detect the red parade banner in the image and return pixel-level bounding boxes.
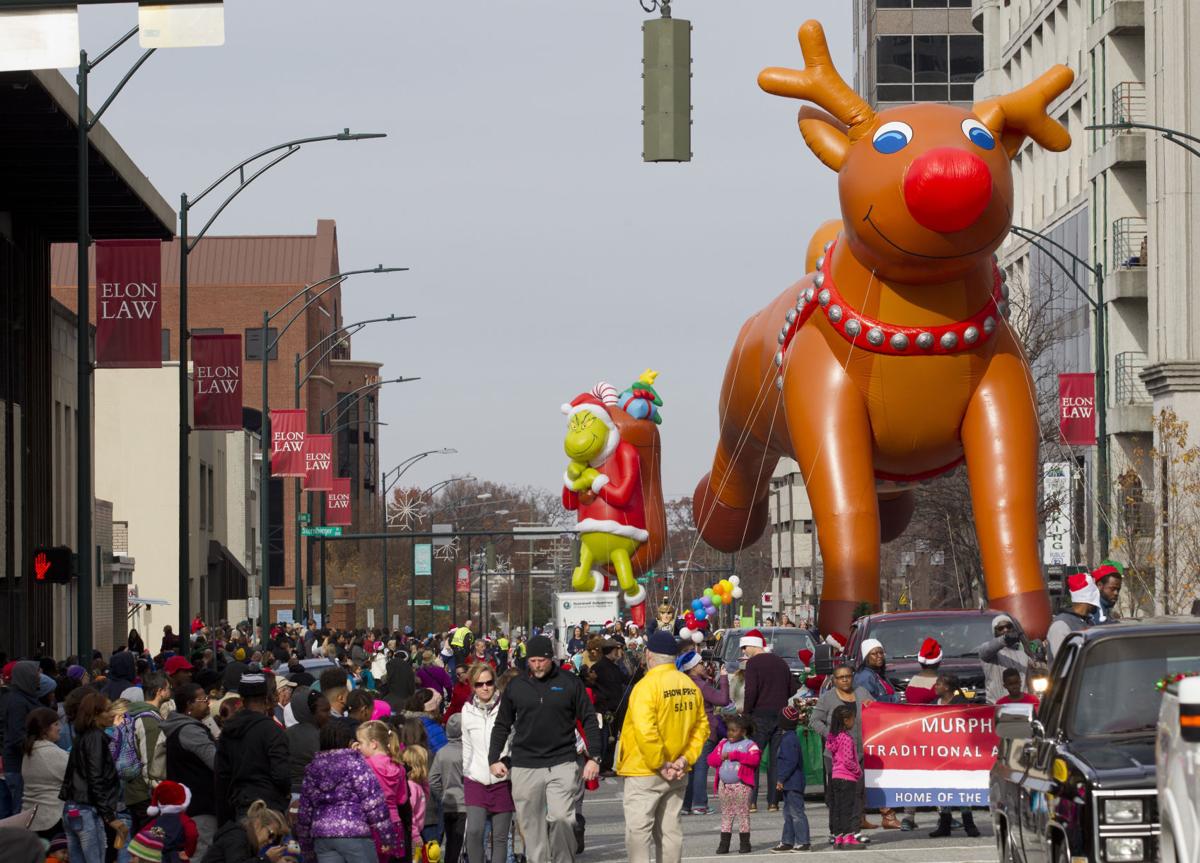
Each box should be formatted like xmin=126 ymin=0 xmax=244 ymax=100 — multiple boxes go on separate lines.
xmin=303 ymin=434 xmax=334 ymax=491
xmin=95 ymin=240 xmax=162 ymax=368
xmin=192 ymin=334 xmax=242 ymax=430
xmin=1059 ymin=373 xmax=1097 ymax=446
xmin=270 ymin=410 xmax=307 ymax=476
xmin=325 ymin=477 xmax=352 ymax=526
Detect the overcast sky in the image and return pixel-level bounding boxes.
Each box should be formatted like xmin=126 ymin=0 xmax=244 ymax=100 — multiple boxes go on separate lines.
xmin=75 ymin=1 xmax=852 ymax=498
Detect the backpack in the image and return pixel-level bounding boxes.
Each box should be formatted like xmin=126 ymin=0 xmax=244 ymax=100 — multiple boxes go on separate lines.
xmin=109 ymin=719 xmax=144 ymax=782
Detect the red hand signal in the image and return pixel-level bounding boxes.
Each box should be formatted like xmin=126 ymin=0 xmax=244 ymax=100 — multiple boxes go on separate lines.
xmin=34 ymin=552 xmax=50 ymax=581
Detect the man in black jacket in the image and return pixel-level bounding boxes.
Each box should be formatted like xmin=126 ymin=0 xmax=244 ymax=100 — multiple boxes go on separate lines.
xmin=740 ymin=629 xmax=795 ymax=812
xmin=214 ymin=673 xmax=290 ymax=823
xmin=489 ymin=635 xmax=601 ymax=863
xmin=161 ymin=683 xmax=218 ymax=859
xmin=591 ymin=640 xmax=630 ymax=776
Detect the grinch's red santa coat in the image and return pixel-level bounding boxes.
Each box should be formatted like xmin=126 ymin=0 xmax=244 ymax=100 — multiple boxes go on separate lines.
xmin=561 ymin=395 xmax=649 ymax=543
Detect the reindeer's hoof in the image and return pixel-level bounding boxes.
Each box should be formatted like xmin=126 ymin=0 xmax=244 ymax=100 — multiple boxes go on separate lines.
xmin=990 ymin=589 xmax=1052 ymax=640
xmin=817 ymin=600 xmax=863 ymax=646
xmin=691 ymin=473 xmax=769 ymax=552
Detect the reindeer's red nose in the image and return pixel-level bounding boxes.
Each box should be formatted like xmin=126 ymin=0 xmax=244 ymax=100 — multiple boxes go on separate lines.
xmin=903 ymin=147 xmax=993 ymax=233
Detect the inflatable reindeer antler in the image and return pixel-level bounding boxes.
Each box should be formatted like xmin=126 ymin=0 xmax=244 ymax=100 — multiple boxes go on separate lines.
xmin=757 ymin=20 xmax=876 ymax=141
xmin=974 ymin=65 xmax=1075 ymax=157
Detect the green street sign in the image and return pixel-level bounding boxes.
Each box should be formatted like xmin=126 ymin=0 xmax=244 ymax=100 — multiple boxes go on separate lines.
xmin=408 ymin=599 xmax=432 ymax=607
xmin=301 ymin=526 xmax=342 ymax=538
xmin=297 ymin=512 xmax=312 ymax=524
xmin=432 ymin=604 xmax=450 ymax=612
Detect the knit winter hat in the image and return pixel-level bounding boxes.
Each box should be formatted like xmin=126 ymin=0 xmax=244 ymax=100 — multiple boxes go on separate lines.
xmin=1067 ymin=571 xmax=1101 ymax=607
xmin=646 ymin=630 xmax=678 ymax=656
xmin=917 ymin=638 xmax=943 ymax=666
xmin=147 ymin=780 xmax=190 ymax=816
xmin=127 ymin=826 xmax=164 ymax=863
xmin=860 ymin=638 xmax=884 ymax=660
xmin=676 ymin=651 xmax=702 ymax=673
xmin=739 ymin=629 xmax=766 ymax=650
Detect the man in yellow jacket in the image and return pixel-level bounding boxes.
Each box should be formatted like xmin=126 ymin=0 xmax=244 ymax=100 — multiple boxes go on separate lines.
xmin=617 ymin=629 xmax=709 ymax=863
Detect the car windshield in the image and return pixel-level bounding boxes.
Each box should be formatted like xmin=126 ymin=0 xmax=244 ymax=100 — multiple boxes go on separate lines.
xmin=865 ymin=616 xmax=1000 ymax=659
xmin=1071 ymin=633 xmax=1200 ymax=737
xmin=721 ymin=629 xmax=816 ymax=665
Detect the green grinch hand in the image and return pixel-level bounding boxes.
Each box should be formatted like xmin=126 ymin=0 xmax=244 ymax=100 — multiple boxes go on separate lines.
xmin=566 ymin=460 xmax=588 ymax=480
xmin=571 ymin=467 xmax=601 ymax=492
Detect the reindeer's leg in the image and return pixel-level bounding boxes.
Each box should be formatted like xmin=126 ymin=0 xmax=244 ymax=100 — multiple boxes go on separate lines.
xmin=962 ymin=349 xmax=1052 ymax=638
xmin=878 ymin=492 xmax=915 ymax=543
xmin=782 ymin=356 xmax=881 ymax=640
xmin=693 ymin=434 xmax=777 ymax=553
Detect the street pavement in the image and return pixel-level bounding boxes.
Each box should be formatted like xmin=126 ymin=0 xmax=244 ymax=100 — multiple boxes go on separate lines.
xmin=576 ymin=779 xmax=997 ymax=863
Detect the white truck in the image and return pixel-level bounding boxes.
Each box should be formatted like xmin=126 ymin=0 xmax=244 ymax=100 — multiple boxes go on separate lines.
xmin=552 ymin=592 xmax=620 ymax=658
xmin=1158 ymin=674 xmax=1200 ymax=863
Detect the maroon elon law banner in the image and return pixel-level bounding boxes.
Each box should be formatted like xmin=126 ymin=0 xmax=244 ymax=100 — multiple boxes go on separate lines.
xmin=95 ymin=239 xmax=162 ymax=368
xmin=325 ymin=477 xmax=352 ymax=526
xmin=1059 ymin=373 xmax=1097 ymax=446
xmin=303 ymin=434 xmax=334 ymax=491
xmin=270 ymin=410 xmax=306 ymax=476
xmin=191 ymin=334 xmax=243 ymax=430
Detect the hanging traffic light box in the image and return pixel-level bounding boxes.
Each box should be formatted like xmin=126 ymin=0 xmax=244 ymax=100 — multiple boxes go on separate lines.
xmin=642 ymin=11 xmax=692 ymax=162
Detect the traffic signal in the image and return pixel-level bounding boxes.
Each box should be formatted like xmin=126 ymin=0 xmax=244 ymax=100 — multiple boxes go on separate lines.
xmin=32 ymin=546 xmax=73 ymax=584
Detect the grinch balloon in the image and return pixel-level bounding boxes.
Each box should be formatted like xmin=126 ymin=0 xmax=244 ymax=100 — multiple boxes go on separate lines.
xmin=693 ymin=20 xmax=1074 ymax=640
xmin=562 ymin=371 xmax=667 ymax=628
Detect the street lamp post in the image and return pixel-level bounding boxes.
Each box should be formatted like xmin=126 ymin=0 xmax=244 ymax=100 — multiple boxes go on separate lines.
xmin=290 ymin=313 xmax=411 ymax=621
xmin=74 ymin=25 xmax=157 ymax=663
xmin=406 ymin=476 xmax=476 ymax=634
xmin=1085 ymin=122 xmax=1200 ymax=160
xmin=1009 ymin=224 xmax=1109 ymax=557
xmin=177 ymin=129 xmax=385 ymax=654
xmin=315 ymin=377 xmax=419 ymax=623
xmin=380 ymin=449 xmax=456 ymax=634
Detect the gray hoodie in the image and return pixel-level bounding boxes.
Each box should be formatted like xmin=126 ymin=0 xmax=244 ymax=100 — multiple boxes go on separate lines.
xmin=158 ymin=710 xmax=217 ymax=770
xmin=429 ymin=713 xmax=464 ymax=815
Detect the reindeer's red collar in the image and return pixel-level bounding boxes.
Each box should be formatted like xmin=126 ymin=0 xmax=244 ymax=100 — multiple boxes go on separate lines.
xmin=773 ymin=239 xmax=1010 ymax=385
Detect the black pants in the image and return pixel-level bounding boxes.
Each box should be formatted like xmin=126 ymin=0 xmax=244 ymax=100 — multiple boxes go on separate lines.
xmin=443 ymin=811 xmax=466 ymax=863
xmin=750 ymin=711 xmax=782 ymax=807
xmin=828 ymin=779 xmax=858 ymax=837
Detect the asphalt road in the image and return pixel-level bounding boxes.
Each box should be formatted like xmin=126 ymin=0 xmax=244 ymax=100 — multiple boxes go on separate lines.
xmin=575 ymin=780 xmax=997 ymax=863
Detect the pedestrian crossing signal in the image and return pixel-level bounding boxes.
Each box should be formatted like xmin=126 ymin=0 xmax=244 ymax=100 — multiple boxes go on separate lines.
xmin=32 ymin=546 xmax=73 ymax=584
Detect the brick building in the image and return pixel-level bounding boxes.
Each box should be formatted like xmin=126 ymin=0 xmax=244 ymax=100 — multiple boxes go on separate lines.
xmin=52 ymin=219 xmax=387 ymax=624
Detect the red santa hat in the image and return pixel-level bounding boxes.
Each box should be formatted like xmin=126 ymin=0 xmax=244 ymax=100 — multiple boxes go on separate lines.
xmin=824 ymin=633 xmax=846 ymax=651
xmin=917 ymin=637 xmax=943 ymax=666
xmin=797 ymin=649 xmax=814 ymax=666
xmin=739 ymin=629 xmax=766 ymax=650
xmin=1067 ymin=571 xmax=1101 ymax=607
xmin=561 ymin=391 xmax=620 ymax=466
xmin=146 ymin=780 xmax=191 ymax=816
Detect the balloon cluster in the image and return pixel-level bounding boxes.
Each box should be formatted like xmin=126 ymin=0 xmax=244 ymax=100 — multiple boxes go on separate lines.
xmin=679 ymin=576 xmax=743 ymax=644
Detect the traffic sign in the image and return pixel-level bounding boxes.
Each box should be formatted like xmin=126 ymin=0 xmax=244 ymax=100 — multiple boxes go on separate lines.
xmin=408 ymin=599 xmax=431 ymax=607
xmin=297 ymin=512 xmax=311 ymax=524
xmin=301 ymin=526 xmax=342 ymax=538
xmin=433 ymin=604 xmax=450 ymax=612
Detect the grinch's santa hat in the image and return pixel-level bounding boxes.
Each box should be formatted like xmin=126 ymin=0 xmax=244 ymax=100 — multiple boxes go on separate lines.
xmin=146 ymin=780 xmax=191 ymax=816
xmin=1067 ymin=571 xmax=1101 ymax=608
xmin=561 ymin=387 xmax=620 ymax=466
xmin=917 ymin=637 xmax=943 ymax=667
xmin=739 ymin=629 xmax=766 ymax=650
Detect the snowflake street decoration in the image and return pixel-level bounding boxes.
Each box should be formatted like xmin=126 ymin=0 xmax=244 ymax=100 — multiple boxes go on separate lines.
xmin=433 ymin=537 xmax=460 ymax=560
xmin=389 ymin=491 xmax=425 ymax=530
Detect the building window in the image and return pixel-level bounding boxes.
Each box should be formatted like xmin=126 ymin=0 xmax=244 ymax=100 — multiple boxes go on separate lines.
xmin=245 ymin=327 xmax=278 ymax=361
xmin=199 ymin=463 xmax=208 ymax=531
xmin=876 ymin=34 xmax=982 ymax=103
xmin=207 ymin=466 xmax=215 ymax=530
xmin=161 ymin=329 xmax=170 ymax=361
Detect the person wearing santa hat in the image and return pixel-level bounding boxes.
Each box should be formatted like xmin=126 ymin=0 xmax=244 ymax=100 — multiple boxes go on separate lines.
xmin=740 ymin=629 xmax=792 ymax=813
xmin=902 ymin=638 xmax=943 ymax=706
xmin=1047 ymin=572 xmax=1100 ymax=662
xmin=1089 ymin=561 xmax=1124 ymax=625
xmin=127 ymin=781 xmax=197 ymax=863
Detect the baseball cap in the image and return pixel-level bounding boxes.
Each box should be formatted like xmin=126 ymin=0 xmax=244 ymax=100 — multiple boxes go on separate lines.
xmin=164 ymin=656 xmax=194 ymax=675
xmin=646 ymin=630 xmax=678 ymax=656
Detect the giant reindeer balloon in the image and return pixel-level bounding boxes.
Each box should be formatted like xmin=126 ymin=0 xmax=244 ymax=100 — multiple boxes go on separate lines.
xmin=693 ymin=21 xmax=1073 ymax=639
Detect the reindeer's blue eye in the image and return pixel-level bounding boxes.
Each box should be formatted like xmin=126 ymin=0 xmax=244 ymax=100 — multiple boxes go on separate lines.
xmin=962 ymin=118 xmax=995 ymax=150
xmin=872 ymin=121 xmax=913 ymax=155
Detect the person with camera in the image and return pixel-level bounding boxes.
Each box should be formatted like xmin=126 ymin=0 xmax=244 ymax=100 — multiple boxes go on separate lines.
xmin=975 ymin=614 xmax=1031 ymax=704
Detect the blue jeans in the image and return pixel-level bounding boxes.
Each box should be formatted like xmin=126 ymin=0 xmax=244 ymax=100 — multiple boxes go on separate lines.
xmin=683 ymin=737 xmax=717 ymax=811
xmin=313 ymin=837 xmax=377 ymax=863
xmin=781 ymin=788 xmax=810 ymax=846
xmin=2 ymin=772 xmax=23 ymax=816
xmin=64 ymin=803 xmax=107 ymax=863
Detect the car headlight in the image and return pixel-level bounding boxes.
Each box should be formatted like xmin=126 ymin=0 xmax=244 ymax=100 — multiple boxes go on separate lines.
xmin=1103 ymin=798 xmax=1144 ymax=824
xmin=1031 ymin=675 xmax=1049 ymax=694
xmin=1104 ymin=837 xmax=1144 ymax=861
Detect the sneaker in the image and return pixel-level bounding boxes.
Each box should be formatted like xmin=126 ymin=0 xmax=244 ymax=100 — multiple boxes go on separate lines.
xmin=833 ymin=835 xmax=844 ymax=846
xmin=900 ymin=818 xmax=917 ymax=832
xmin=827 ymin=835 xmax=837 ymax=845
xmin=749 ymin=804 xmax=758 ymax=813
xmin=770 ymin=844 xmax=794 ymax=853
xmin=767 ymin=803 xmax=780 ymax=812
xmin=842 ymin=835 xmax=864 ymax=850
xmin=793 ymin=844 xmax=811 ymax=852
xmin=691 ymin=807 xmax=708 ymax=816
xmin=681 ymin=808 xmax=692 ymax=817
xmin=853 ymin=833 xmax=872 ymax=844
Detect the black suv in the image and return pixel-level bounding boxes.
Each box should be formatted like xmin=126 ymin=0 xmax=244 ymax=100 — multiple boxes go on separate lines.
xmin=838 ymin=609 xmax=1020 ymax=702
xmin=991 ymin=617 xmax=1200 ymax=863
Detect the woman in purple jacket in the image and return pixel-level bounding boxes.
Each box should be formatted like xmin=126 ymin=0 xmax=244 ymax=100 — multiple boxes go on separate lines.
xmin=415 ymin=651 xmax=453 ymax=700
xmin=679 ymin=651 xmax=731 ymax=816
xmin=296 ymin=722 xmax=396 ymax=863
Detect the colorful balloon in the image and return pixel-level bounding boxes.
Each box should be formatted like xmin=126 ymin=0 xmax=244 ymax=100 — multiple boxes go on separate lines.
xmin=695 ymin=607 xmax=707 ymax=621
xmin=732 ymin=587 xmax=744 ymax=599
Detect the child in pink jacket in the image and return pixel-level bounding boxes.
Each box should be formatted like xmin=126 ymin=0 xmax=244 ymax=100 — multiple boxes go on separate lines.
xmin=707 ymin=714 xmax=761 ymax=854
xmin=356 ymin=721 xmax=408 ymax=861
xmin=826 ymin=704 xmax=864 ymax=849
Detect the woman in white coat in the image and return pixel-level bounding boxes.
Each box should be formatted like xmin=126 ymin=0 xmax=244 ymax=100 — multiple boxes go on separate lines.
xmin=459 ymin=663 xmax=513 ymax=863
xmin=20 ymin=707 xmax=69 ymax=839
